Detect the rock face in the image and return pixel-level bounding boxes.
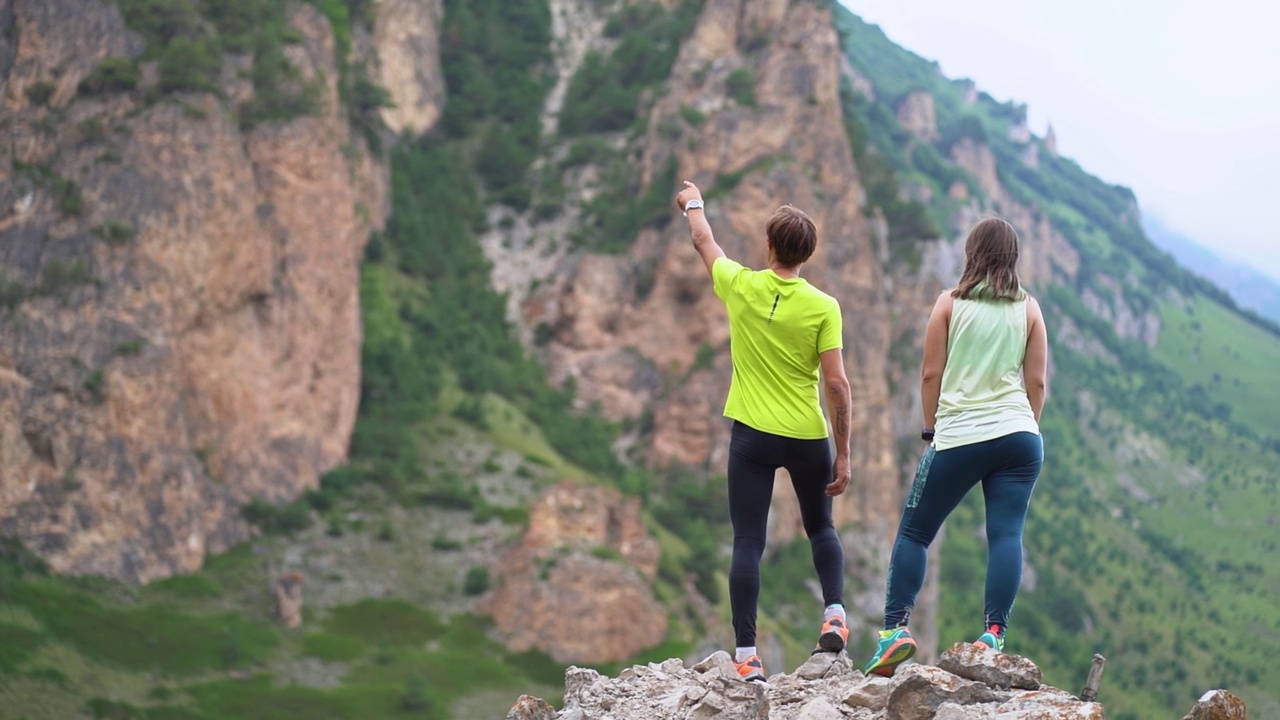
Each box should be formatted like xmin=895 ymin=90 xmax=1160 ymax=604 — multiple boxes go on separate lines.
xmin=1182 ymin=690 xmax=1247 ymax=720
xmin=476 ymin=481 xmax=668 ymax=663
xmin=897 ymin=91 xmax=939 ymax=142
xmin=369 ymin=0 xmax=445 ymax=134
xmin=0 ymin=0 xmax=388 ymax=582
xmin=513 ymin=648 xmax=1110 ymax=720
xmin=508 ymin=0 xmax=911 ymax=649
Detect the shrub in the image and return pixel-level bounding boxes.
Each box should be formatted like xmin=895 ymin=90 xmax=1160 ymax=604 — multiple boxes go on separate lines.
xmin=39 ymin=259 xmax=91 ymax=295
xmin=92 ymin=221 xmax=135 ymax=245
xmin=84 ymin=369 xmax=106 ymax=403
xmin=25 ymin=81 xmax=56 ymax=106
xmin=54 ymin=178 xmax=83 ymax=216
xmin=79 ymin=117 xmax=107 ymax=141
xmin=725 ymin=68 xmax=756 ymax=106
xmin=463 ymin=566 xmax=491 ymax=596
xmin=115 ymin=338 xmax=146 ymax=356
xmin=241 ymin=499 xmax=312 ymax=535
xmin=79 ymin=58 xmax=141 ymax=95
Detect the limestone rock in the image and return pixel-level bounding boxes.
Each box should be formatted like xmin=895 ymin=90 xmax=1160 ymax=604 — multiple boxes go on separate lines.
xmin=897 ymin=91 xmax=939 ymax=142
xmin=0 ymin=0 xmax=387 ymax=583
xmin=515 ymin=651 xmax=1120 ymax=720
xmin=843 ymin=675 xmax=893 ymax=710
xmin=885 ymin=665 xmax=1000 ymax=720
xmin=476 ymin=482 xmax=667 ymax=664
xmin=937 ymin=642 xmax=1042 ymax=690
xmin=1182 ymin=689 xmax=1248 ymax=720
xmin=523 ymin=0 xmax=909 ymax=652
xmin=370 ymin=0 xmax=445 ymax=134
xmin=507 ymin=695 xmax=557 ymax=720
xmin=275 ymin=572 xmax=305 ymax=628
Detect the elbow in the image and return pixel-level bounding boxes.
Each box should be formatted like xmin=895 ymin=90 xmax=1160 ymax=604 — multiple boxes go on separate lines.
xmin=1027 ymin=375 xmax=1047 ymax=393
xmin=921 ymin=370 xmax=943 ymax=386
xmin=825 ymin=377 xmax=850 ymax=401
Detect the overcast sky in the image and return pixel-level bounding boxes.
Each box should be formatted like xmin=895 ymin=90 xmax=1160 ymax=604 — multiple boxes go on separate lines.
xmin=839 ymin=0 xmax=1280 ymax=281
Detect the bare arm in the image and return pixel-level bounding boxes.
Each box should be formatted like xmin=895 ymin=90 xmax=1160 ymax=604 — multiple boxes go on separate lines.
xmin=1024 ymin=296 xmax=1048 ymax=423
xmin=820 ymin=348 xmax=852 ymax=497
xmin=921 ymin=291 xmax=953 ymax=434
xmin=675 ymin=181 xmax=726 ymax=276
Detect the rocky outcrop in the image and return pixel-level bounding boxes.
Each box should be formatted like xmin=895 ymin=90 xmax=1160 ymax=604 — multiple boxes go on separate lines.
xmin=533 ymin=0 xmax=901 ymax=552
xmin=1182 ymin=690 xmax=1247 ymax=720
xmin=897 ymin=91 xmax=939 ymax=142
xmin=369 ymin=0 xmax=445 ymax=134
xmin=474 ymin=0 xmax=923 ymax=661
xmin=515 ymin=644 xmax=1247 ymax=719
xmin=514 ymin=644 xmax=1110 ymax=719
xmin=476 ymin=481 xmax=667 ymax=663
xmin=0 ymin=0 xmax=388 ymax=582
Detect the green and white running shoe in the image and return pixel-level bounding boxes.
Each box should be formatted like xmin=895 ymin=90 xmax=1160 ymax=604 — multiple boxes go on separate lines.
xmin=863 ymin=626 xmax=916 ymax=677
xmin=973 ymin=624 xmax=1005 ymax=652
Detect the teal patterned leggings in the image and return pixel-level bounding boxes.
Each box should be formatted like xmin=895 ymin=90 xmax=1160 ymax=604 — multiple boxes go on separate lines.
xmin=882 ymin=431 xmax=1042 ymax=632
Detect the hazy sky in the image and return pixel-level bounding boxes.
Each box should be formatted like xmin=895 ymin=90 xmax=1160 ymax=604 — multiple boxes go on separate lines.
xmin=839 ymin=0 xmax=1280 ymax=281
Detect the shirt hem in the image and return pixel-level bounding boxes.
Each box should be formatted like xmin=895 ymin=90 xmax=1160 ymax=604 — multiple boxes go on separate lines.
xmin=724 ymin=412 xmax=829 ymax=441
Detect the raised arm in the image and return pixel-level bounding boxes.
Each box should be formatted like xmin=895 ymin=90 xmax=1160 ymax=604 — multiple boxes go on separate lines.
xmin=1023 ymin=295 xmax=1048 ymax=423
xmin=819 ymin=348 xmax=852 ymax=497
xmin=675 ymin=181 xmax=726 ymax=276
xmin=921 ymin=291 xmax=953 ymax=436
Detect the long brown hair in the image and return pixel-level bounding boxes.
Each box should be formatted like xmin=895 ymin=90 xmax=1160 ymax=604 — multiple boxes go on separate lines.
xmin=952 ymin=216 xmax=1025 ymax=301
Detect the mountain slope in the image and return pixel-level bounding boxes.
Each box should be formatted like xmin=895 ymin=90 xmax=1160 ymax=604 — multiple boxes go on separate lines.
xmin=1143 ymin=213 xmax=1280 ymax=325
xmin=832 ymin=6 xmax=1280 ymax=718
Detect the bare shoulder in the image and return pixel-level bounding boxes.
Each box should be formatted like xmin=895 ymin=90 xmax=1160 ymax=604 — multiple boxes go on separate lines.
xmin=934 ymin=290 xmax=954 ymax=314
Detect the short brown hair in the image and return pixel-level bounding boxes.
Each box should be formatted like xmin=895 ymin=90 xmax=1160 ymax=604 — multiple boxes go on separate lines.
xmin=766 ymin=206 xmax=817 ymax=268
xmin=953 ymin=215 xmax=1025 ymax=301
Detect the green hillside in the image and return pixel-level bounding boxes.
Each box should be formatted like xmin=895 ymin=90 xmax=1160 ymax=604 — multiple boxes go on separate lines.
xmin=833 ymin=5 xmax=1280 ymax=718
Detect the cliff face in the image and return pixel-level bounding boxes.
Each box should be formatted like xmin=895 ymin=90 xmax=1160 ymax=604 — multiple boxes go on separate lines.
xmin=0 ymin=0 xmax=388 ymax=582
xmin=536 ymin=0 xmax=900 ymax=544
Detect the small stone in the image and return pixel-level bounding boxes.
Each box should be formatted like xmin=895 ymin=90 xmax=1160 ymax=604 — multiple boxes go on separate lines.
xmin=885 ymin=665 xmax=999 ymax=720
xmin=795 ymin=651 xmax=852 ymax=680
xmin=1182 ymin=689 xmax=1248 ymax=720
xmin=794 ymin=697 xmax=845 ymax=720
xmin=933 ymin=702 xmax=998 ymax=720
xmin=564 ymin=666 xmax=603 ymax=699
xmin=505 ymin=695 xmax=557 ymax=720
xmin=937 ymin=642 xmax=1042 ymax=690
xmin=843 ymin=675 xmax=893 ymax=710
xmin=692 ymin=651 xmax=737 ymax=680
xmin=658 ymin=657 xmax=685 ymax=673
xmin=993 ymin=690 xmax=1104 ymax=719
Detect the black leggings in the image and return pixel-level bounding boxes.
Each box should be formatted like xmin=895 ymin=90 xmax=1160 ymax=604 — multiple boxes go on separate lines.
xmin=727 ymin=421 xmax=845 ymax=647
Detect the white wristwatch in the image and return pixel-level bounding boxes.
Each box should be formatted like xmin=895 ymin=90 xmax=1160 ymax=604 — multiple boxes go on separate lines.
xmin=683 ymin=199 xmax=704 ymax=217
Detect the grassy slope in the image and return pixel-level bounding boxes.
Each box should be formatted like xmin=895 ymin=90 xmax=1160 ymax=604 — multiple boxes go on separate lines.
xmin=833 ymin=5 xmax=1280 ymax=718
xmin=0 ymin=390 xmax=715 ymax=719
xmin=1156 ymin=294 xmax=1280 ymax=430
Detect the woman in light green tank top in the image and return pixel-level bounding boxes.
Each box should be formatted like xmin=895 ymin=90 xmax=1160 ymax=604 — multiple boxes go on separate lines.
xmin=864 ymin=216 xmax=1049 ymax=677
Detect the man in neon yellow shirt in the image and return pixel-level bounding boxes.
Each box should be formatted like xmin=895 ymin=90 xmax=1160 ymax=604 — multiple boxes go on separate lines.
xmin=675 ymin=181 xmax=853 ymax=682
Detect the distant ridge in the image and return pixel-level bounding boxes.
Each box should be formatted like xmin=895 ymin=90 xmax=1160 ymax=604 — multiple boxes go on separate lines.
xmin=1143 ymin=214 xmax=1280 ymax=325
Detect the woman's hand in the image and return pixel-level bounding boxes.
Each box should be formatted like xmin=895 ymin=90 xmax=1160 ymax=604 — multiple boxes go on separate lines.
xmin=675 ymin=180 xmax=703 ymax=213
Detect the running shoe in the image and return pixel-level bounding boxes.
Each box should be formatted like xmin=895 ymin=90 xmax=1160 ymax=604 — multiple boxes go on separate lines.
xmin=813 ymin=615 xmax=849 ymax=654
xmin=734 ymin=655 xmax=766 ymax=682
xmin=973 ymin=624 xmax=1005 ymax=652
xmin=863 ymin=626 xmax=916 ymax=677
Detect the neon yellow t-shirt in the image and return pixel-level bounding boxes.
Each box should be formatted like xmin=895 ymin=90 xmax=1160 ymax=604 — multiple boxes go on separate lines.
xmin=712 ymin=257 xmax=843 ymax=439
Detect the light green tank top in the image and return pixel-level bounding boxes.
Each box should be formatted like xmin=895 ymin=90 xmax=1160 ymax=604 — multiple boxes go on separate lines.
xmin=934 ymin=296 xmax=1039 ymax=450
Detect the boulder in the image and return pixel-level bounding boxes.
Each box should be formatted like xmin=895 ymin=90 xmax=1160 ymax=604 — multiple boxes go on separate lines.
xmin=937 ymin=642 xmax=1042 ymax=690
